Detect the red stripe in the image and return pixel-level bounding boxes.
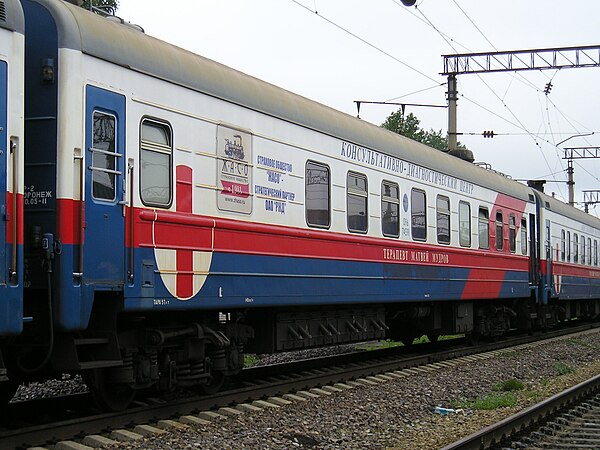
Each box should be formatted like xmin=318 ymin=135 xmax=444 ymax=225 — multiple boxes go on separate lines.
xmin=461 ymin=268 xmax=505 ymax=299
xmin=135 ymin=208 xmax=529 ymax=271
xmin=175 ymin=165 xmax=193 ymax=297
xmin=551 ymin=261 xmax=600 ymax=279
xmin=5 ymin=192 xmax=24 ymax=244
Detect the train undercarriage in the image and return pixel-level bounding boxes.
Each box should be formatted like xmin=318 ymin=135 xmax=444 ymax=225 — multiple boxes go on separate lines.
xmin=1 ymin=292 xmax=599 ymax=410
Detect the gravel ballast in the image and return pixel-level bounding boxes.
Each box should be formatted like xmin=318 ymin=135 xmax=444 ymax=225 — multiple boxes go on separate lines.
xmin=106 ymin=329 xmax=600 ymax=450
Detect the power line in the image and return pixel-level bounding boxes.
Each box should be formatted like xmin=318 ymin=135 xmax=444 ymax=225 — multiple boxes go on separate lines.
xmin=288 ymin=0 xmax=440 ymax=84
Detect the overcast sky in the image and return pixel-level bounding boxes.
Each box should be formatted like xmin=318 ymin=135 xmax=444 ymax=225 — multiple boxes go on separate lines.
xmin=116 ymin=0 xmax=600 ymax=214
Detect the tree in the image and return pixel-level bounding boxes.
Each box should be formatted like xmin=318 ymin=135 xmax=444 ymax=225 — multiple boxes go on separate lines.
xmin=381 ymin=108 xmax=466 ymax=152
xmin=81 ymin=0 xmax=119 ymax=15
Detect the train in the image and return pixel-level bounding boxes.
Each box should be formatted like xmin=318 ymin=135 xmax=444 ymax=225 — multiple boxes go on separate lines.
xmin=0 ymin=0 xmax=598 ymax=411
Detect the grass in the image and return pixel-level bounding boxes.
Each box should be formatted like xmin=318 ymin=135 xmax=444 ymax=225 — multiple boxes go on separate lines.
xmin=554 ymin=361 xmax=575 ymax=375
xmin=356 ymin=339 xmax=403 ymax=351
xmin=566 ymin=338 xmax=598 ymax=349
xmin=244 ymin=354 xmax=259 ymax=367
xmin=452 ymin=392 xmax=519 ymax=410
xmin=492 ymin=378 xmax=525 ymax=392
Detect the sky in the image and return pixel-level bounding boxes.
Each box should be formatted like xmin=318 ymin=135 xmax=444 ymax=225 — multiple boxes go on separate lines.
xmin=116 ymin=0 xmax=600 ymax=215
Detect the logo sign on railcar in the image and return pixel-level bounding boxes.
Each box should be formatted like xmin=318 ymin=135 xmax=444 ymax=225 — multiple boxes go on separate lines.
xmin=255 ymin=155 xmax=295 ymax=215
xmin=217 ymin=126 xmax=252 ymax=214
xmin=340 ymin=141 xmax=474 ymax=195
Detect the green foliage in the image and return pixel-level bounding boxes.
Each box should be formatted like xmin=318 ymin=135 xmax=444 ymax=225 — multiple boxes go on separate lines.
xmin=493 ymin=378 xmax=525 ymax=392
xmin=554 ymin=361 xmax=575 ymax=375
xmin=566 ymin=338 xmax=598 ymax=349
xmin=81 ymin=0 xmax=119 ymax=15
xmin=244 ymin=354 xmax=259 ymax=367
xmin=381 ymin=108 xmax=467 ymax=151
xmin=453 ymin=392 xmax=518 ymax=410
xmin=355 ymin=339 xmax=403 ymax=351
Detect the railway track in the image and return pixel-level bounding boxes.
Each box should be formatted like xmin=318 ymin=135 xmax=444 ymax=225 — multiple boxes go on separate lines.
xmin=441 ymin=364 xmax=600 ymax=450
xmin=1 ymin=323 xmax=598 ymax=450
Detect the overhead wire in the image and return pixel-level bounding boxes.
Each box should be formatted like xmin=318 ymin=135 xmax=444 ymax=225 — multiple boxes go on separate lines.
xmin=288 ymin=0 xmax=441 ymax=85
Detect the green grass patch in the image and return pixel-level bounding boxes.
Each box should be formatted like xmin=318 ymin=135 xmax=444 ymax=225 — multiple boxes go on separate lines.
xmin=244 ymin=354 xmax=259 ymax=367
xmin=498 ymin=350 xmax=519 ymax=359
xmin=554 ymin=361 xmax=575 ymax=375
xmin=453 ymin=392 xmax=519 ymax=410
xmin=566 ymin=338 xmax=598 ymax=349
xmin=493 ymin=378 xmax=525 ymax=392
xmin=355 ymin=339 xmax=403 ymax=351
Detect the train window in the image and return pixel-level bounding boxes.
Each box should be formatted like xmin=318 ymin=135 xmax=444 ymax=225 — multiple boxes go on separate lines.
xmin=305 ymin=161 xmax=331 ymax=228
xmin=411 ymin=189 xmax=427 ymax=241
xmin=567 ymin=231 xmax=571 ymax=262
xmin=595 ymin=240 xmax=598 ymax=266
xmin=521 ymin=218 xmax=527 ymax=255
xmin=140 ymin=119 xmax=172 ymax=207
xmin=436 ymin=195 xmax=450 ymax=245
xmin=478 ymin=207 xmax=489 ymax=249
xmin=509 ymin=214 xmax=516 ymax=253
xmin=347 ymin=172 xmax=368 ymax=233
xmin=381 ymin=181 xmax=399 ymax=238
xmin=574 ymin=233 xmax=579 ymax=263
xmin=459 ymin=201 xmax=471 ymax=247
xmin=561 ymin=230 xmax=566 ymax=261
xmin=582 ymin=236 xmax=587 ymax=265
xmin=91 ymin=112 xmax=117 ymax=201
xmin=496 ymin=211 xmax=504 ymax=251
xmin=588 ymin=238 xmax=592 ymax=265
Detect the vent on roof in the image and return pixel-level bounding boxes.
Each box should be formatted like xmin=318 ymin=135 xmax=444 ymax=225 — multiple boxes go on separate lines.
xmin=0 ymin=2 xmax=6 ymax=22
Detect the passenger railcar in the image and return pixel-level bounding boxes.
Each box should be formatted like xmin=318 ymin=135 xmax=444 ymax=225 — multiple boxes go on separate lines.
xmin=0 ymin=0 xmax=598 ymax=410
xmin=0 ymin=0 xmax=24 ymax=394
xmin=538 ymin=191 xmax=600 ymax=310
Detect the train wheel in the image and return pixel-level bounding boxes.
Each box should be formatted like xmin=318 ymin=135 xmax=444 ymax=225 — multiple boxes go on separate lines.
xmin=198 ymin=371 xmax=225 ymax=395
xmin=86 ymin=369 xmax=135 ymax=412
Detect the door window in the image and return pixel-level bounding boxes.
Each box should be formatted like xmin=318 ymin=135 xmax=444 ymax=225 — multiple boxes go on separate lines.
xmin=91 ymin=112 xmax=118 ymax=201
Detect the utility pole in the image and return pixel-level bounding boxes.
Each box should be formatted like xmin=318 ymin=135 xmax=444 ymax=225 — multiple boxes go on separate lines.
xmin=441 ymin=45 xmax=600 ymax=175
xmin=583 ymin=190 xmax=600 ymax=212
xmin=563 ymin=147 xmax=600 ymax=206
xmin=446 ymin=74 xmax=458 ymax=153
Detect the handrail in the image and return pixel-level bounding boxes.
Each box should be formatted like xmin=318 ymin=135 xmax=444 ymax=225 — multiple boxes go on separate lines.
xmin=74 ymin=148 xmax=84 ymax=279
xmin=10 ymin=138 xmax=17 ymax=282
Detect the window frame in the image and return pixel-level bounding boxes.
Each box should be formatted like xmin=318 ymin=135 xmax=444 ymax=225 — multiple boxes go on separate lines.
xmin=346 ymin=171 xmax=368 ymax=234
xmin=574 ymin=233 xmax=579 ymax=263
xmin=459 ymin=201 xmax=471 ymax=247
xmin=305 ymin=160 xmax=331 ymax=229
xmin=139 ymin=117 xmax=173 ymax=208
xmin=561 ymin=229 xmax=566 ymax=261
xmin=478 ymin=207 xmax=489 ymax=250
xmin=509 ymin=214 xmax=516 ymax=253
xmin=436 ymin=195 xmax=451 ymax=245
xmin=520 ymin=217 xmax=528 ymax=255
xmin=381 ymin=180 xmax=400 ymax=238
xmin=567 ymin=231 xmax=571 ymax=262
xmin=411 ymin=188 xmax=427 ymax=242
xmin=495 ymin=211 xmax=504 ymax=251
xmin=91 ymin=110 xmax=119 ymax=202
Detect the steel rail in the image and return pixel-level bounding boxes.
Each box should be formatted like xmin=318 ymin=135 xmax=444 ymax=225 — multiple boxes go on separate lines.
xmin=440 ymin=372 xmax=600 ymax=450
xmin=1 ymin=323 xmax=598 ymax=449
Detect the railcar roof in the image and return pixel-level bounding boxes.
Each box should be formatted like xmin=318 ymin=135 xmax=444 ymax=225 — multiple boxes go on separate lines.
xmin=536 ymin=190 xmax=600 ymax=230
xmin=37 ymin=0 xmax=534 ymax=202
xmin=1 ymin=0 xmax=25 ymax=34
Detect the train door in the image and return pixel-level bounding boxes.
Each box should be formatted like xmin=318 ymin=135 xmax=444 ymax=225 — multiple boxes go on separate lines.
xmin=0 ymin=61 xmax=7 ymax=285
xmin=528 ymin=212 xmax=538 ymax=290
xmin=83 ymin=86 xmax=126 ymax=285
